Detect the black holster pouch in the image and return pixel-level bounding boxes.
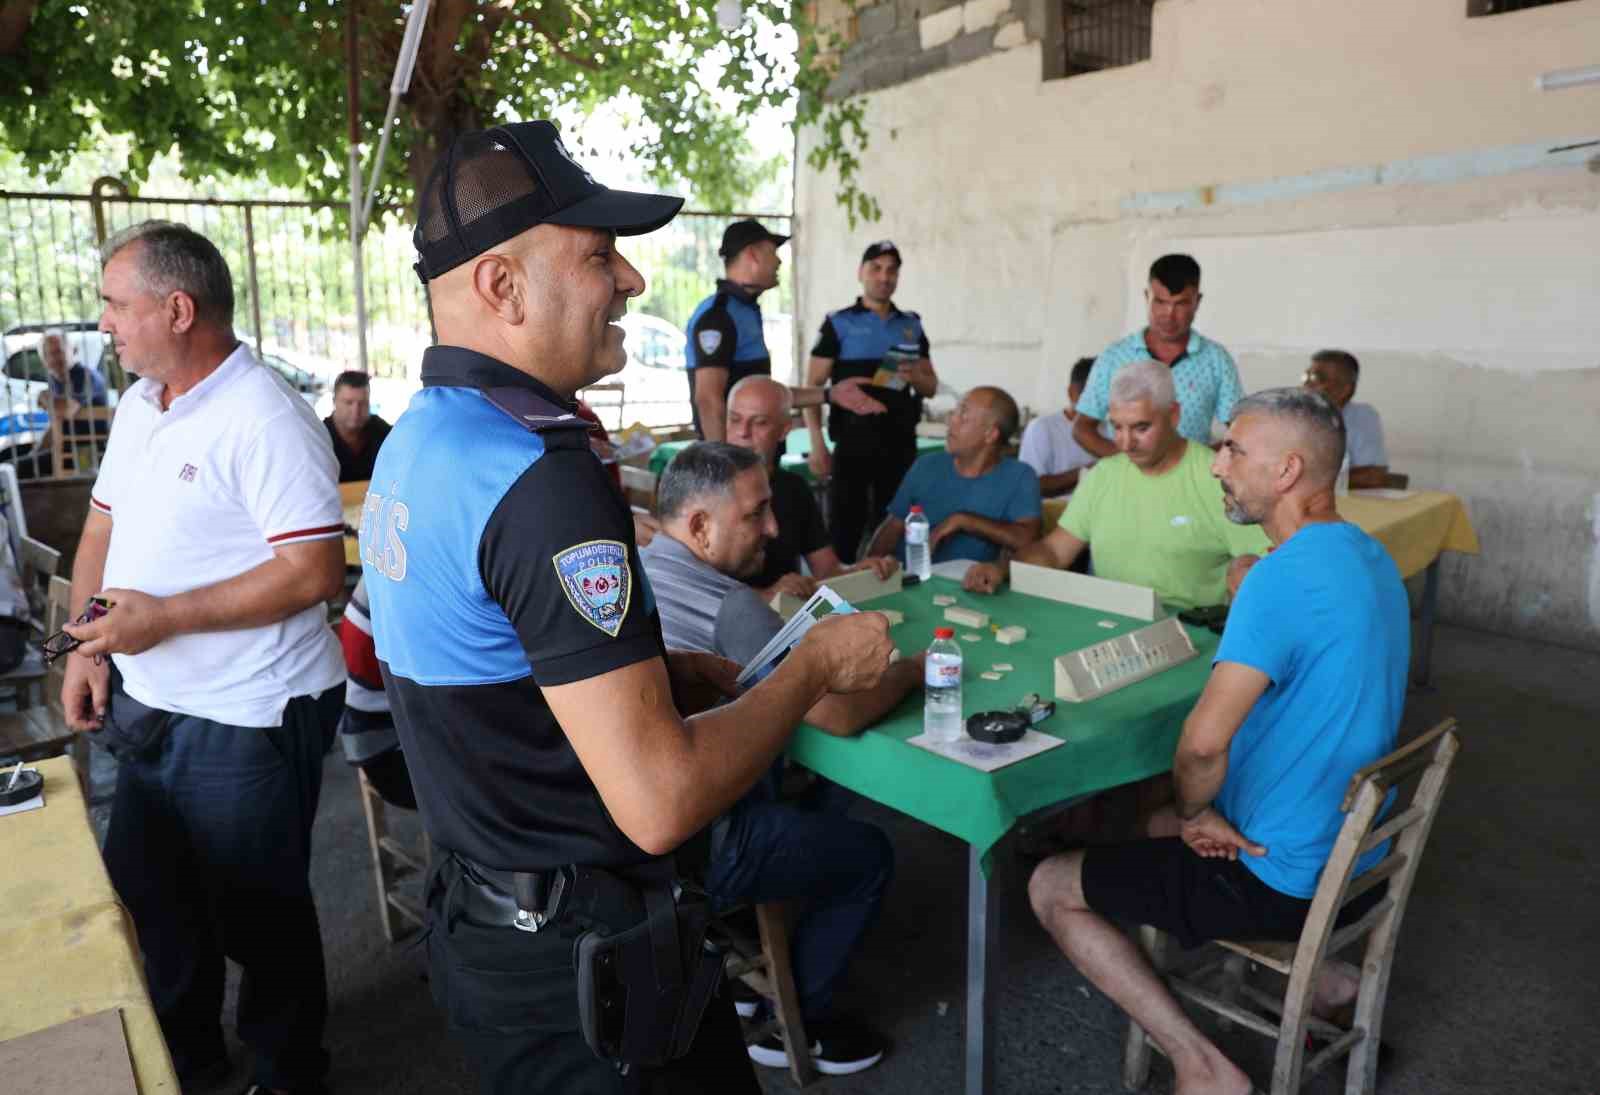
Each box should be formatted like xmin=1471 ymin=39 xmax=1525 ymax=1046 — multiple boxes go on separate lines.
xmin=98 ymin=661 xmax=175 ymax=761
xmin=572 ymin=857 xmax=723 ymax=1072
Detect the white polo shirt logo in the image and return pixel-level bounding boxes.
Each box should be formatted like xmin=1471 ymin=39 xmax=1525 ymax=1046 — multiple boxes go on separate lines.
xmin=178 ymin=463 xmax=197 ymax=482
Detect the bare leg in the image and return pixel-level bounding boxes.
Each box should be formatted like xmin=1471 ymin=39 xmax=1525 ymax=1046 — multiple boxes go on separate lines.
xmin=1311 ymin=959 xmax=1362 ymax=1020
xmin=1029 ymin=851 xmax=1251 ymax=1095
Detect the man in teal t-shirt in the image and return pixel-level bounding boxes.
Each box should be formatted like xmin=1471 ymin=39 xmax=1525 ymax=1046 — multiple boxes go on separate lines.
xmin=965 ymin=359 xmax=1266 ymax=606
xmin=1026 ymin=387 xmax=1408 ymax=1095
xmin=866 ymin=387 xmax=1041 ymax=565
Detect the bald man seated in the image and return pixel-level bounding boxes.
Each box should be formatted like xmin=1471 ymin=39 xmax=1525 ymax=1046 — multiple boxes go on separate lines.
xmin=964 ymin=360 xmax=1267 ymax=610
xmin=724 ymin=376 xmax=898 ymax=601
xmin=865 ymin=386 xmax=1041 ymax=565
xmin=1027 ymin=386 xmax=1408 ymax=1095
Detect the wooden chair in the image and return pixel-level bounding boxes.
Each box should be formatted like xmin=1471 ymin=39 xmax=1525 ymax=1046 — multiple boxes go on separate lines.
xmin=1 ymin=535 xmax=60 ymax=709
xmin=17 ymin=535 xmax=61 ymax=623
xmin=619 ymin=465 xmax=658 ymax=513
xmin=1124 ymin=718 xmax=1461 ymax=1095
xmin=713 ymin=903 xmax=817 ymax=1086
xmin=0 ymin=577 xmax=86 ymax=790
xmin=356 ymin=767 xmax=430 ymax=942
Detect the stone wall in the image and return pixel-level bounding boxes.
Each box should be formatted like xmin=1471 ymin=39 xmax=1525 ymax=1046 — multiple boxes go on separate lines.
xmin=813 ymin=0 xmax=1044 ymax=98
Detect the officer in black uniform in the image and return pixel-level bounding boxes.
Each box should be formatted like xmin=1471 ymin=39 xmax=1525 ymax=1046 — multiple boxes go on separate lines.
xmin=684 ymin=219 xmax=788 ymax=441
xmin=359 ymin=122 xmax=895 ymax=1095
xmin=805 ymin=240 xmax=939 ymax=562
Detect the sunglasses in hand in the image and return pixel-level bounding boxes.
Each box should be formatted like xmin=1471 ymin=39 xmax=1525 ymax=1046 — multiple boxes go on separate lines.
xmin=41 ymin=596 xmax=113 ymax=665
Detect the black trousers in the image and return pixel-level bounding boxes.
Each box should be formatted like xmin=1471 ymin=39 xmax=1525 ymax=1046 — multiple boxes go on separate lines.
xmin=102 ymin=685 xmax=343 ymax=1090
xmin=828 ymin=435 xmax=917 ymax=564
xmin=426 ymin=861 xmax=761 ymax=1095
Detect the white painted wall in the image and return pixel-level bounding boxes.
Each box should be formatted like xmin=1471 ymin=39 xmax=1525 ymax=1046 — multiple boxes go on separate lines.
xmin=797 ymin=0 xmax=1600 ymax=649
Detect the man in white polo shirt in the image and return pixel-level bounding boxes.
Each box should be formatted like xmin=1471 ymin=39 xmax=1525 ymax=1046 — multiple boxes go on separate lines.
xmin=61 ymin=221 xmax=347 ymax=1095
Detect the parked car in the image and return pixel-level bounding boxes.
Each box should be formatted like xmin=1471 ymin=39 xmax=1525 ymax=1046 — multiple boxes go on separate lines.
xmin=605 ymin=312 xmax=691 ymax=428
xmin=240 ymin=339 xmax=332 ymax=407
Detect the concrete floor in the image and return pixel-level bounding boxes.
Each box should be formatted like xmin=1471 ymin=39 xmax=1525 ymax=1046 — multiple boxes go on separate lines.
xmin=129 ymin=621 xmax=1596 ymax=1094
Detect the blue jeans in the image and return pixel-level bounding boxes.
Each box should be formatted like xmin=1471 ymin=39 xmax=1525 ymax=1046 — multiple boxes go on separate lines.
xmin=101 ymin=685 xmax=342 ymax=1090
xmin=704 ymin=786 xmax=894 ymax=1024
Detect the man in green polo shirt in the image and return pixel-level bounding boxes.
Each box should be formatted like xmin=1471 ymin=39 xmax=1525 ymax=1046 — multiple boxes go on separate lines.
xmin=965 ymin=359 xmax=1266 ymax=609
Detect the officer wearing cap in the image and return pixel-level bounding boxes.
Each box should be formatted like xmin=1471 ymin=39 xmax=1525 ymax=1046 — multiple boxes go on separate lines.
xmin=361 ymin=121 xmax=895 ymax=1093
xmin=805 ymin=240 xmax=938 ymax=562
xmin=684 ymin=219 xmax=788 ymax=440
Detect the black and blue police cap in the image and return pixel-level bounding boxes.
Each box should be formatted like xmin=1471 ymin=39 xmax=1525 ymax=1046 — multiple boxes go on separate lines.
xmin=861 ymin=239 xmax=901 ymax=264
xmin=412 ymin=120 xmax=685 ymax=283
xmin=718 ymin=218 xmax=791 ymax=261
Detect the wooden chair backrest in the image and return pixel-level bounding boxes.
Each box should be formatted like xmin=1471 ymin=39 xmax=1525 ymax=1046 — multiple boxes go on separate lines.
xmin=1287 ymin=718 xmax=1460 ymax=987
xmin=18 ymin=536 xmax=61 ymax=628
xmin=45 ymin=576 xmax=73 ymax=717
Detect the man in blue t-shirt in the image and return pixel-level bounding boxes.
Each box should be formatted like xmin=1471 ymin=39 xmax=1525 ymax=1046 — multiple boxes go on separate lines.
xmin=1027 ymin=387 xmax=1409 ymax=1095
xmin=865 ymin=386 xmax=1040 ymax=565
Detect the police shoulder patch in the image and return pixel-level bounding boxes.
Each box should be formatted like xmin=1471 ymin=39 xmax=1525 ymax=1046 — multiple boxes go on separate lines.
xmin=697 ymin=329 xmax=723 ymax=356
xmin=553 ymin=539 xmax=632 ymax=637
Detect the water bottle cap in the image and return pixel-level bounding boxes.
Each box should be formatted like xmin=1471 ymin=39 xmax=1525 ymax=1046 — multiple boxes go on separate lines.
xmin=910 ymin=504 xmax=923 ymax=513
xmin=934 ymin=626 xmax=954 ymax=639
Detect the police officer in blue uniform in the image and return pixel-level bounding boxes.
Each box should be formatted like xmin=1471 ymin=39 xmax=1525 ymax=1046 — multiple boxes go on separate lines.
xmin=685 ymin=219 xmax=787 ymax=441
xmin=804 ymin=240 xmax=939 ymax=562
xmin=360 ymin=121 xmax=895 ymax=1095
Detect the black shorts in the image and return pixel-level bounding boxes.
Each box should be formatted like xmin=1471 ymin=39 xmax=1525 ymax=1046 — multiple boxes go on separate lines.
xmin=1081 ymin=837 xmax=1385 ymax=950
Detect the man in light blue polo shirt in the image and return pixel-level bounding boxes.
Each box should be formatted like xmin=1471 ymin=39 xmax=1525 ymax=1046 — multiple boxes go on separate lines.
xmin=1074 ymin=253 xmax=1242 ymax=455
xmin=1029 ymin=386 xmax=1408 ymax=1095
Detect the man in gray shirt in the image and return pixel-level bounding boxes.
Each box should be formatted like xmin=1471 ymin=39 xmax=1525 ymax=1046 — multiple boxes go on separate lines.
xmin=641 ymin=442 xmax=923 ymax=1077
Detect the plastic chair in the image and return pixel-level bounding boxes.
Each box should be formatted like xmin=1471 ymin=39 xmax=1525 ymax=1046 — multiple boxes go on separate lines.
xmin=1124 ymin=718 xmax=1461 ymax=1095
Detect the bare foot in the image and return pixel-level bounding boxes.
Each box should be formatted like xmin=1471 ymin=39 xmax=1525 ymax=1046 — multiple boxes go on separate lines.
xmin=1310 ymin=959 xmax=1362 ymax=1021
xmin=1172 ymin=1044 xmax=1253 ymax=1095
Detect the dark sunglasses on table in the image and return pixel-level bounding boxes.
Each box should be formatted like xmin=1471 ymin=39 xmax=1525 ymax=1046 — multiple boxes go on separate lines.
xmin=41 ymin=596 xmax=112 ymax=665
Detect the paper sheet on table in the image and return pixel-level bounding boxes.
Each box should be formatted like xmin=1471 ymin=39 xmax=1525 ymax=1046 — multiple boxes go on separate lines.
xmin=0 ymin=1008 xmax=138 ymax=1094
xmin=907 ymin=729 xmax=1066 ymax=772
xmin=930 ymin=559 xmax=974 ymax=582
xmin=1351 ymin=488 xmax=1414 ymax=500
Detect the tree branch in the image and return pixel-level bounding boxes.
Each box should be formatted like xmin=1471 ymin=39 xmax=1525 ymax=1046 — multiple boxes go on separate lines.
xmin=507 ymin=9 xmax=604 ymax=73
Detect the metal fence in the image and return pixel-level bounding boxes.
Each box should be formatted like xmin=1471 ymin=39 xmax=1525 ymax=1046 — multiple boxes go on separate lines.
xmin=0 ymin=179 xmax=790 ymax=473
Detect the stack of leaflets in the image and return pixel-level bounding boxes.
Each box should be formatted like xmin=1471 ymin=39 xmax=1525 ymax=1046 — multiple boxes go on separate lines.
xmin=735 ymin=585 xmax=857 ymax=688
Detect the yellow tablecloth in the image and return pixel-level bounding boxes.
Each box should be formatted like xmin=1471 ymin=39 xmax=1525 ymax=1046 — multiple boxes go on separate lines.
xmin=1042 ymin=489 xmax=1479 ymax=581
xmin=1336 ymin=490 xmax=1481 ymax=580
xmin=0 ymin=757 xmax=178 ymax=1094
xmin=341 ymin=480 xmax=368 ymax=568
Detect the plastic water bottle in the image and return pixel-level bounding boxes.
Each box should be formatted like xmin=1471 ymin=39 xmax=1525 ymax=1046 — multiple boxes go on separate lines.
xmin=1335 ymin=454 xmax=1351 ymax=495
xmin=924 ymin=627 xmax=964 ymax=742
xmin=906 ymin=504 xmax=932 ymax=581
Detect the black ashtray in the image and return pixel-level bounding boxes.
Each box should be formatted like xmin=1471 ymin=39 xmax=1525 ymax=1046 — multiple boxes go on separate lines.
xmin=0 ymin=768 xmax=43 ymax=807
xmin=966 ymin=710 xmax=1029 ymax=745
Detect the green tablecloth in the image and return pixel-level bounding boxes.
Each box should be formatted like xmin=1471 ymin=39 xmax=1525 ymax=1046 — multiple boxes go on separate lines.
xmin=787 ymin=577 xmax=1218 ymax=874
xmin=649 ymin=428 xmax=945 ymax=482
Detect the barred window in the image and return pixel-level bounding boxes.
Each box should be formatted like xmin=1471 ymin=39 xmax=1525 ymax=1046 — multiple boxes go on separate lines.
xmin=1044 ymin=0 xmax=1156 ymax=81
xmin=1468 ymin=0 xmax=1577 ymax=14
